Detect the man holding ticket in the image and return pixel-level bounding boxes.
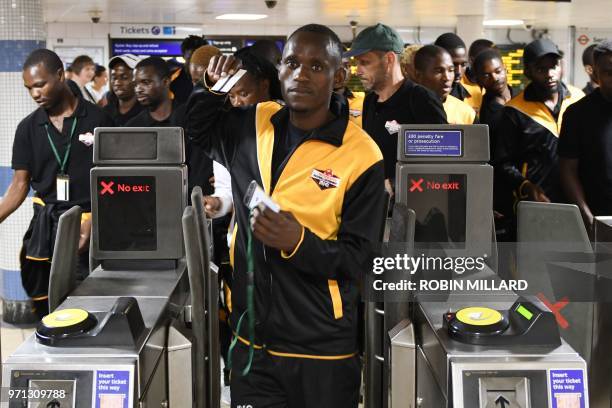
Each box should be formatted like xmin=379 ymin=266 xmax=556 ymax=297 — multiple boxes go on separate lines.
xmin=186 ymin=24 xmax=385 ymax=408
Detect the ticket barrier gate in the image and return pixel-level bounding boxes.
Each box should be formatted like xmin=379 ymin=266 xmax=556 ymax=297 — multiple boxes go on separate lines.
xmin=1 ymin=128 xmax=220 ymax=408
xmin=517 ymin=202 xmax=612 ymax=407
xmin=591 ymin=217 xmax=612 ymax=408
xmin=375 ymin=125 xmax=588 ymax=407
xmin=183 ymin=188 xmax=221 ymax=408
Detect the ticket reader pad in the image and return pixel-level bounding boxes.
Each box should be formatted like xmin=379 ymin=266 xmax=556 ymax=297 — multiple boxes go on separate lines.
xmin=387 ymin=125 xmax=588 ymax=408
xmin=2 ymin=128 xmax=191 ymax=408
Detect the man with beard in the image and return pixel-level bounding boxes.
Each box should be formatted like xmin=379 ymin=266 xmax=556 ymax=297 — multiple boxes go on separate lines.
xmin=0 ymin=49 xmax=113 ymax=318
xmin=348 ymin=23 xmax=446 ymax=197
xmin=126 ymin=57 xmax=184 ymax=127
xmin=494 ymin=39 xmax=584 ymax=204
xmin=103 ymin=54 xmax=143 ymax=125
xmin=186 ymin=24 xmax=385 ymax=407
xmin=126 ymin=57 xmax=213 ymax=196
xmin=413 ymin=45 xmax=476 ymax=125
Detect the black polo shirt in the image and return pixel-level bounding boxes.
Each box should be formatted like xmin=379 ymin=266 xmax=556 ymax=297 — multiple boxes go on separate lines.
xmin=124 ymin=102 xmax=186 ymax=127
xmin=125 ymin=103 xmax=213 ymax=196
xmin=103 ymin=93 xmax=144 ymax=126
xmin=362 ymin=80 xmax=447 ymax=179
xmin=11 ymin=99 xmax=114 ymax=210
xmin=559 ymin=89 xmax=612 ymax=215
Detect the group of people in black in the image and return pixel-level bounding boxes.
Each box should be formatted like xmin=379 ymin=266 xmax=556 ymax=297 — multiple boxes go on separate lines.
xmin=1 ymin=21 xmax=612 ymax=407
xmin=397 ymin=31 xmax=612 ymax=241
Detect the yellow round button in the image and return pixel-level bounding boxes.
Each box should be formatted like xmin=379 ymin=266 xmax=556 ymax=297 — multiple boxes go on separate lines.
xmin=456 ymin=307 xmax=503 ymax=326
xmin=42 ymin=308 xmax=89 ymax=328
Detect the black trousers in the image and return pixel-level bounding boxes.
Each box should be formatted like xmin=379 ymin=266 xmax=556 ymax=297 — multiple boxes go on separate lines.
xmin=230 ymin=344 xmax=361 ymax=408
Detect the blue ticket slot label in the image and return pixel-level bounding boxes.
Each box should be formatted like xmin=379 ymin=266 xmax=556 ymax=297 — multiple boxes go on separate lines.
xmin=404 ymin=130 xmax=462 ymax=157
xmin=549 ymin=369 xmax=587 ymax=408
xmin=95 ymin=370 xmax=130 ymax=408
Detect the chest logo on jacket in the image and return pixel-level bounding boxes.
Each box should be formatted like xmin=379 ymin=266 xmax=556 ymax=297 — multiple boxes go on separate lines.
xmin=311 ymin=168 xmax=341 ymax=190
xmin=349 ymin=109 xmax=362 ymax=118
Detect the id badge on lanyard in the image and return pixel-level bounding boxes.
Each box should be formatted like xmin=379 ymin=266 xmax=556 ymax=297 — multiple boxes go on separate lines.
xmin=45 ymin=117 xmax=77 ymax=202
xmin=56 ymin=174 xmax=70 ymax=201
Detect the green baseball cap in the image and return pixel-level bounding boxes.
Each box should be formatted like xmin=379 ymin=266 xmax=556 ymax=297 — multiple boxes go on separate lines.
xmin=344 ymin=23 xmax=404 ymax=58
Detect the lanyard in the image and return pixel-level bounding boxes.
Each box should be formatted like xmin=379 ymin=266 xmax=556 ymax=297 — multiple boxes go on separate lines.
xmin=227 ymin=208 xmax=256 ymax=377
xmin=44 ymin=117 xmax=77 ymax=175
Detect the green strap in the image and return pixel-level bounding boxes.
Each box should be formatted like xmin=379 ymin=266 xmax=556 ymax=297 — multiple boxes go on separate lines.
xmin=44 ymin=117 xmax=78 ymax=174
xmin=227 ymin=209 xmax=256 ymax=377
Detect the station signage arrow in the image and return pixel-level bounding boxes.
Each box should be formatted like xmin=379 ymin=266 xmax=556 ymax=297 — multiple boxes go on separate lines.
xmin=495 ymin=395 xmax=510 ymax=408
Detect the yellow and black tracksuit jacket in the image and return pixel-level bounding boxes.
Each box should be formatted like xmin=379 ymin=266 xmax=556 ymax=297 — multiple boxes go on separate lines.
xmin=493 ymin=82 xmax=584 ymax=203
xmin=451 ymin=74 xmax=483 ymax=114
xmin=443 ymin=94 xmax=477 ymax=125
xmin=185 ymin=91 xmax=386 ymax=358
xmin=460 ymin=74 xmax=483 ymax=113
xmin=345 ymin=88 xmax=365 ymax=127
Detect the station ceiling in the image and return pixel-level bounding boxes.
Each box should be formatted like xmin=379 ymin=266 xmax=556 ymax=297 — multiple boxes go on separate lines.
xmin=42 ymin=0 xmax=612 ymax=29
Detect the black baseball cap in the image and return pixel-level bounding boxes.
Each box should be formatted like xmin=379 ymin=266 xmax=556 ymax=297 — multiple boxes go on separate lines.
xmin=344 ymin=23 xmax=404 ymax=58
xmin=523 ymin=39 xmax=562 ymax=65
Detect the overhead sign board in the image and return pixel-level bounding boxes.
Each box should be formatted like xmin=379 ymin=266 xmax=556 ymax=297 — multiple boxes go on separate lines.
xmin=110 ymin=24 xmax=204 ymax=39
xmin=111 ymin=39 xmax=182 ymax=56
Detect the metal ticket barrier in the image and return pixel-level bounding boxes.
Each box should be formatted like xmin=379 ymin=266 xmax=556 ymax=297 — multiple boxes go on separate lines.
xmin=183 ymin=187 xmax=221 ymax=408
xmin=591 ymin=217 xmax=612 ymax=408
xmin=518 ymin=203 xmax=612 ymax=408
xmin=2 ymin=127 xmax=219 ymax=408
xmin=375 ymin=125 xmax=588 ymax=408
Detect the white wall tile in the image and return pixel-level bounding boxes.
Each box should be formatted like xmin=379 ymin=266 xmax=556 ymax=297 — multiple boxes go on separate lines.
xmin=0 ymin=0 xmax=43 ymax=301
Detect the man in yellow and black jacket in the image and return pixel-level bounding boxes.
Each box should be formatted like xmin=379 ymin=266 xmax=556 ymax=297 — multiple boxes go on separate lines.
xmin=186 ymin=24 xmax=385 ymax=408
xmin=413 ymin=45 xmax=477 ymax=125
xmin=494 ymin=39 xmax=584 ymax=206
xmin=334 ymin=56 xmax=366 ymax=127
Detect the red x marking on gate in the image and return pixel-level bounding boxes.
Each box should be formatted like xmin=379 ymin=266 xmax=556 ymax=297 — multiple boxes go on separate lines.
xmin=409 ymin=178 xmax=424 ymax=192
xmin=100 ymin=181 xmax=115 ymax=195
xmin=537 ymin=292 xmax=569 ymax=329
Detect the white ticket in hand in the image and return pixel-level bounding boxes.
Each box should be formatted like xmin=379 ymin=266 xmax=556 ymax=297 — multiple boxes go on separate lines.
xmin=211 ymin=69 xmax=247 ymax=93
xmin=244 ymin=180 xmax=280 ymax=213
